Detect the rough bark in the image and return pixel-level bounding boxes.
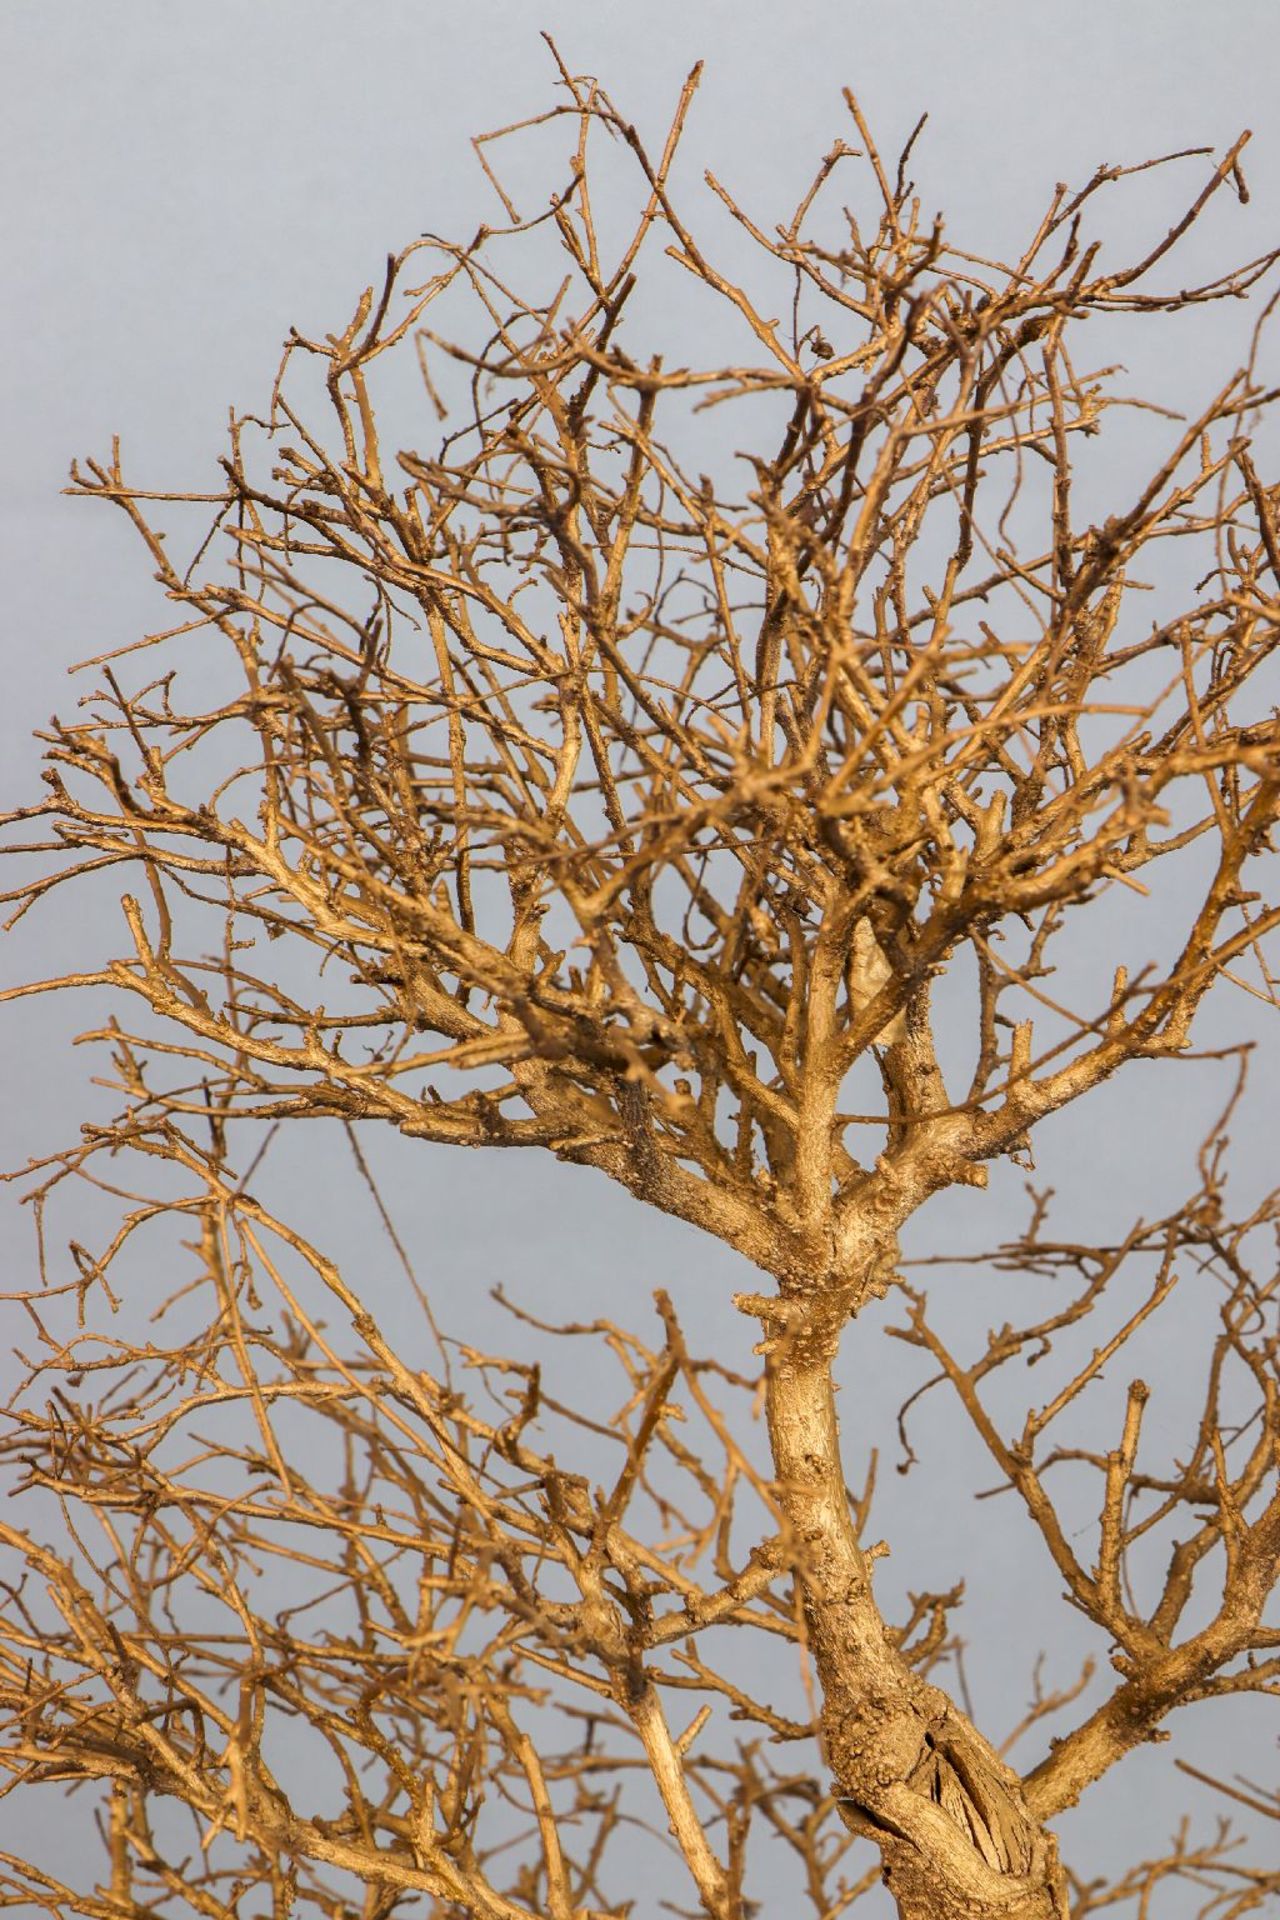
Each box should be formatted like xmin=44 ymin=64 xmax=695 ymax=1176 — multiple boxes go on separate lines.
xmin=764 ymin=1287 xmax=1070 ymax=1920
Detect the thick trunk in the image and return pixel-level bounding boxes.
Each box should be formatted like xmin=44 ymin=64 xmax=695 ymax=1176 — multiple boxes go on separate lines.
xmin=764 ymin=1319 xmax=1068 ymax=1920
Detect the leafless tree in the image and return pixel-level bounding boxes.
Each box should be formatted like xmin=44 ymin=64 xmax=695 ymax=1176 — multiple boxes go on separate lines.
xmin=3 ymin=51 xmax=1280 ymax=1920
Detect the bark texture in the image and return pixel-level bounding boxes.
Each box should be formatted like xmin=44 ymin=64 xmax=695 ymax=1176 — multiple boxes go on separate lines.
xmin=765 ymin=1291 xmax=1069 ymax=1920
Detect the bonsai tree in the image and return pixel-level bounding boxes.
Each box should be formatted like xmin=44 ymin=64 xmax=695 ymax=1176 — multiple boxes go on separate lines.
xmin=4 ymin=53 xmax=1279 ymax=1920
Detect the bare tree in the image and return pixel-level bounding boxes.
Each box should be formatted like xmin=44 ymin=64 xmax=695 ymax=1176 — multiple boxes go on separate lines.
xmin=3 ymin=53 xmax=1280 ymax=1920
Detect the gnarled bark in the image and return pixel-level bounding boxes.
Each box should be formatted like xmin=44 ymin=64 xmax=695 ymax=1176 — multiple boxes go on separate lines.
xmin=764 ymin=1293 xmax=1069 ymax=1919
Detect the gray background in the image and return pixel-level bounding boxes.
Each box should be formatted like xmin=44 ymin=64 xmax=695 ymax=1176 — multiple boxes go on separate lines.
xmin=3 ymin=3 xmax=1279 ymax=1912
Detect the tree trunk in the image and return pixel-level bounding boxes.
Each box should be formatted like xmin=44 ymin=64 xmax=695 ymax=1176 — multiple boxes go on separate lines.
xmin=764 ymin=1313 xmax=1069 ymax=1920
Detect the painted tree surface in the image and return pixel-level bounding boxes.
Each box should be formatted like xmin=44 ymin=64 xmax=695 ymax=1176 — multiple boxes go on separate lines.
xmin=4 ymin=57 xmax=1280 ymax=1920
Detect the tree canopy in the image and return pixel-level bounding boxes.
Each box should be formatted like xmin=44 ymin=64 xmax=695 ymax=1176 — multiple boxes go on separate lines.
xmin=3 ymin=56 xmax=1280 ymax=1920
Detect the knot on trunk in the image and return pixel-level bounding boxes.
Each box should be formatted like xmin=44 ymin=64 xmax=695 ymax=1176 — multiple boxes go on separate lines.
xmin=906 ymin=1727 xmax=1033 ymax=1875
xmin=838 ymin=1713 xmax=1069 ymax=1919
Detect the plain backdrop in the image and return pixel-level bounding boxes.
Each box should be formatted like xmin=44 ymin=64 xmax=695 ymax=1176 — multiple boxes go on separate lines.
xmin=3 ymin=4 xmax=1279 ymax=1913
